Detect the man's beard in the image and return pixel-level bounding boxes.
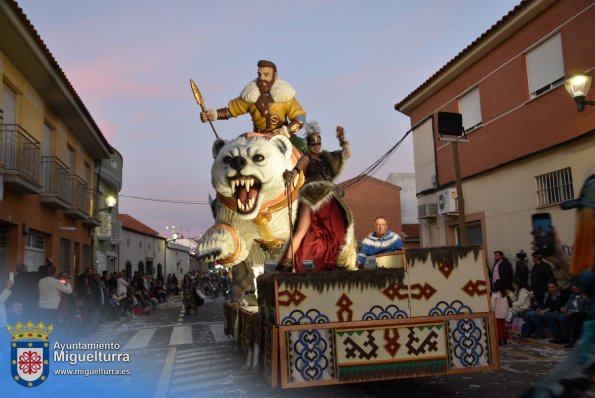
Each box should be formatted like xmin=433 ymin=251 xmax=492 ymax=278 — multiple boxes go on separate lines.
xmin=257 ymin=78 xmax=273 ymax=94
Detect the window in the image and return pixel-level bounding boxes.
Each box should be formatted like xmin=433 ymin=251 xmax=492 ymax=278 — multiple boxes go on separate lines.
xmin=455 ymin=222 xmax=484 ymax=246
xmin=459 ymin=87 xmax=482 ymax=132
xmin=25 ymin=231 xmax=45 ymax=250
xmin=536 ymin=168 xmax=574 ymax=207
xmin=526 ymin=33 xmax=565 ymax=98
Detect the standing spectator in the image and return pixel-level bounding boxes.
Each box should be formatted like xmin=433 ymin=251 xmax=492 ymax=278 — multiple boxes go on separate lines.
xmin=356 ymin=217 xmax=404 ymax=268
xmin=514 ymin=250 xmax=530 ymax=288
xmin=491 ymin=279 xmax=510 ymax=346
xmin=0 ymin=277 xmax=14 ymax=367
xmin=116 ymin=272 xmax=131 ymax=316
xmin=6 ymin=263 xmax=40 ymax=323
xmin=38 ymin=265 xmax=72 ymax=330
xmin=523 ymin=281 xmax=564 ymax=339
xmin=530 ymin=253 xmax=554 ymax=307
xmin=0 ymin=277 xmax=13 ymax=330
xmin=491 ymin=250 xmax=513 ymax=291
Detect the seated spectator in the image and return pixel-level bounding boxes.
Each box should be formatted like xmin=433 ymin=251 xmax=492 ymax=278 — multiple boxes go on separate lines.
xmin=523 ymin=280 xmax=564 ymax=339
xmin=356 ymin=217 xmax=404 ymax=268
xmin=551 ymin=282 xmax=591 ymax=348
xmin=509 ymin=277 xmax=532 ymax=318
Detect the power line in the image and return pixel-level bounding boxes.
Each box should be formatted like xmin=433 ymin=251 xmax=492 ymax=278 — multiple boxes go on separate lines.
xmin=119 ymin=195 xmax=209 ymax=205
xmin=121 ymin=128 xmax=412 ymax=205
xmin=340 ymin=127 xmax=413 ymax=190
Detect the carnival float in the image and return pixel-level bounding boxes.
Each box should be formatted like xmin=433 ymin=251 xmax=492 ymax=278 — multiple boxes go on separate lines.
xmin=190 ymin=62 xmax=499 ymax=388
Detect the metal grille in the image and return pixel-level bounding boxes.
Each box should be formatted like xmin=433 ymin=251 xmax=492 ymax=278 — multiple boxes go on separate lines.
xmin=536 ymin=168 xmax=574 ymax=206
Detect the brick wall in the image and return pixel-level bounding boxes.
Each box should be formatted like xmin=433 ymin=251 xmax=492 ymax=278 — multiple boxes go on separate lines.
xmin=405 ymin=0 xmax=595 ymax=187
xmin=341 ymin=176 xmax=402 ymax=242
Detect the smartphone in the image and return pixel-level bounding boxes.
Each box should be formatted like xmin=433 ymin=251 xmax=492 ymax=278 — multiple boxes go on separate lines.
xmin=532 ymin=213 xmax=554 ymax=256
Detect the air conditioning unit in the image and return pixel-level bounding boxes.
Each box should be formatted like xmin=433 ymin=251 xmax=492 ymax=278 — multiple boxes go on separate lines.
xmin=418 ymin=203 xmax=438 ymax=219
xmin=438 ymin=188 xmax=458 ymax=215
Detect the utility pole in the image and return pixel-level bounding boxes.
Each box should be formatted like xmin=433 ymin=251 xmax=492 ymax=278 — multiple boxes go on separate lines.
xmin=452 ymin=141 xmax=467 ymax=245
xmin=438 ymin=112 xmax=469 ymax=246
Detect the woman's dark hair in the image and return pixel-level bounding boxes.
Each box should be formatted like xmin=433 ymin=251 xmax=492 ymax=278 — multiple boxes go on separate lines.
xmin=513 ymin=277 xmax=526 ymax=289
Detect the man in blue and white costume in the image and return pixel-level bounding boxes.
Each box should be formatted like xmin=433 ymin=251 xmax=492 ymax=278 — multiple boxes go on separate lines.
xmin=356 ymin=216 xmax=404 ymax=268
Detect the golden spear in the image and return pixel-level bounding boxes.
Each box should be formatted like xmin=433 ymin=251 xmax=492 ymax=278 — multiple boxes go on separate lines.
xmin=189 ymin=79 xmax=220 ymax=139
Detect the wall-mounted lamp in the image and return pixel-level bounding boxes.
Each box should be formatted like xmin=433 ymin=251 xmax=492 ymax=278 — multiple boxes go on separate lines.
xmin=100 ymin=194 xmax=118 ymax=213
xmin=565 ymin=73 xmax=595 ymax=112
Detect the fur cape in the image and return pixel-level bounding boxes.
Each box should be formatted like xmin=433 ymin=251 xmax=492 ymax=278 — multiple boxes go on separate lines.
xmin=239 ymin=78 xmax=296 ymax=103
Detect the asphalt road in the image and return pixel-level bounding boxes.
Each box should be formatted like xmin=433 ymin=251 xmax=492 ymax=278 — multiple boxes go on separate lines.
xmin=12 ymin=295 xmax=592 ymax=398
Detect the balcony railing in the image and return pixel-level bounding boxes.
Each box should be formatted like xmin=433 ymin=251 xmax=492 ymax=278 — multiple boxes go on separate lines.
xmin=96 ymin=213 xmax=121 ymax=245
xmin=0 ymin=123 xmax=42 ymax=193
xmin=111 ymin=220 xmax=122 ymax=244
xmin=97 ymin=212 xmax=112 ymax=240
xmin=39 ymin=156 xmax=72 ymax=209
xmin=63 ymin=175 xmax=88 ymax=219
xmin=82 ymin=189 xmax=102 ymax=226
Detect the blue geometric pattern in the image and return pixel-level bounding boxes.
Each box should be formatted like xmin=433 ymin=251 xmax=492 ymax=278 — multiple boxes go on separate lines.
xmin=450 ymin=318 xmax=486 ymax=368
xmin=281 ymin=309 xmax=330 ymax=325
xmin=293 ymin=330 xmax=331 ymax=381
xmin=362 ymin=305 xmax=408 ymax=320
xmin=428 ymin=300 xmax=472 ymax=316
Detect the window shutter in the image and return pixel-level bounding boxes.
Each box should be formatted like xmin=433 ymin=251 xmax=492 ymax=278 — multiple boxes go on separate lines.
xmin=459 ymin=87 xmax=481 ymax=130
xmin=526 ymin=33 xmax=564 ymax=95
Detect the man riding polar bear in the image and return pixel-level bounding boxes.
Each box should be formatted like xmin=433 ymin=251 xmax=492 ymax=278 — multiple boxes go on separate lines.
xmin=196 ymin=133 xmax=304 ymax=301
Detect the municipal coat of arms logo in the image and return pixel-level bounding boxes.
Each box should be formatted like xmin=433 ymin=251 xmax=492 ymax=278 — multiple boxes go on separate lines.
xmin=7 ymin=321 xmax=53 ymax=387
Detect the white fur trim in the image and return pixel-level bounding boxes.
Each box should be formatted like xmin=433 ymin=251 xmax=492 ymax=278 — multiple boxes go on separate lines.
xmin=239 ymin=78 xmax=296 ymax=103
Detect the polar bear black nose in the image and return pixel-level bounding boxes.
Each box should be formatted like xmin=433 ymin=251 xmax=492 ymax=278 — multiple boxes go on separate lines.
xmin=229 ymin=156 xmax=247 ymax=171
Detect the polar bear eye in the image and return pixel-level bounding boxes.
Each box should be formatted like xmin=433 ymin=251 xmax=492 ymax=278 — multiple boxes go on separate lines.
xmin=222 ymin=156 xmax=232 ymax=164
xmin=252 ymin=154 xmax=265 ymax=162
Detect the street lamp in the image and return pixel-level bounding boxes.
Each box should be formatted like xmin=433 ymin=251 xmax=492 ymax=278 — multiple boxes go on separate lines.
xmin=565 ymin=73 xmax=595 ymax=112
xmin=100 ymin=194 xmax=117 ymax=212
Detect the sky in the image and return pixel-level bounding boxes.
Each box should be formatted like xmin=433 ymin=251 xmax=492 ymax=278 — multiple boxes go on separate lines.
xmin=17 ymin=0 xmax=521 ymax=238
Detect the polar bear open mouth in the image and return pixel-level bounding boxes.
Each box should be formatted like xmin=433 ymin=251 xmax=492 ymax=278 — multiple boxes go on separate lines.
xmin=229 ymin=176 xmax=262 ymax=214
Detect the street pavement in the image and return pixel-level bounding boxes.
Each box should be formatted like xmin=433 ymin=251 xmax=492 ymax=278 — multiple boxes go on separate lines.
xmin=27 ymin=295 xmax=595 ymax=398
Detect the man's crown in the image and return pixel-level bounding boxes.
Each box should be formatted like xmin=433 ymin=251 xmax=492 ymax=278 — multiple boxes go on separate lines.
xmin=7 ymin=321 xmax=53 ymax=341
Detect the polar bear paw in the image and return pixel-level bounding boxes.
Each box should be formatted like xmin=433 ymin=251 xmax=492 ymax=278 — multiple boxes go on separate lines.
xmin=196 ymin=224 xmax=242 ymax=265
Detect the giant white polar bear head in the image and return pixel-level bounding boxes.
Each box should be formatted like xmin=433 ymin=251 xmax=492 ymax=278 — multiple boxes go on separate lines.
xmin=211 ymin=133 xmax=297 ymax=220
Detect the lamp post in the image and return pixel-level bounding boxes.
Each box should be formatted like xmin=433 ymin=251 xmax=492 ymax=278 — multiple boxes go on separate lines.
xmin=164 ymin=230 xmax=179 ymax=280
xmin=565 ymin=73 xmax=594 ymax=112
xmin=93 ymin=194 xmax=118 ymax=274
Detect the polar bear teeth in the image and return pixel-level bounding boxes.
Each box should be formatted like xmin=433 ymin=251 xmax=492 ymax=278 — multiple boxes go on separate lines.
xmin=236 ymin=197 xmax=256 ymax=212
xmin=230 ymin=178 xmax=254 ymax=192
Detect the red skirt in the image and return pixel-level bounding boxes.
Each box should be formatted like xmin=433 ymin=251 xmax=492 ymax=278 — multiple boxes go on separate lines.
xmin=294 ymin=198 xmax=347 ymax=272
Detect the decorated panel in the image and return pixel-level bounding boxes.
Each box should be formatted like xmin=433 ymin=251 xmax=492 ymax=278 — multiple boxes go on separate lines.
xmin=447 ymin=316 xmax=493 ymax=369
xmin=283 ymin=328 xmax=335 ymax=384
xmin=405 ymin=246 xmax=490 ymax=317
xmin=258 ymin=269 xmax=408 ymax=326
xmin=335 ymin=322 xmax=448 ymax=382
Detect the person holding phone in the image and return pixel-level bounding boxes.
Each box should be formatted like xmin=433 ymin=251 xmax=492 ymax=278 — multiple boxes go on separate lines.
xmin=38 ymin=265 xmax=72 ymax=330
xmin=520 ymin=174 xmax=595 ymax=397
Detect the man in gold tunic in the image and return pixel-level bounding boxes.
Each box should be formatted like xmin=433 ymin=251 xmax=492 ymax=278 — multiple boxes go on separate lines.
xmin=200 ymin=60 xmax=307 ymax=151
